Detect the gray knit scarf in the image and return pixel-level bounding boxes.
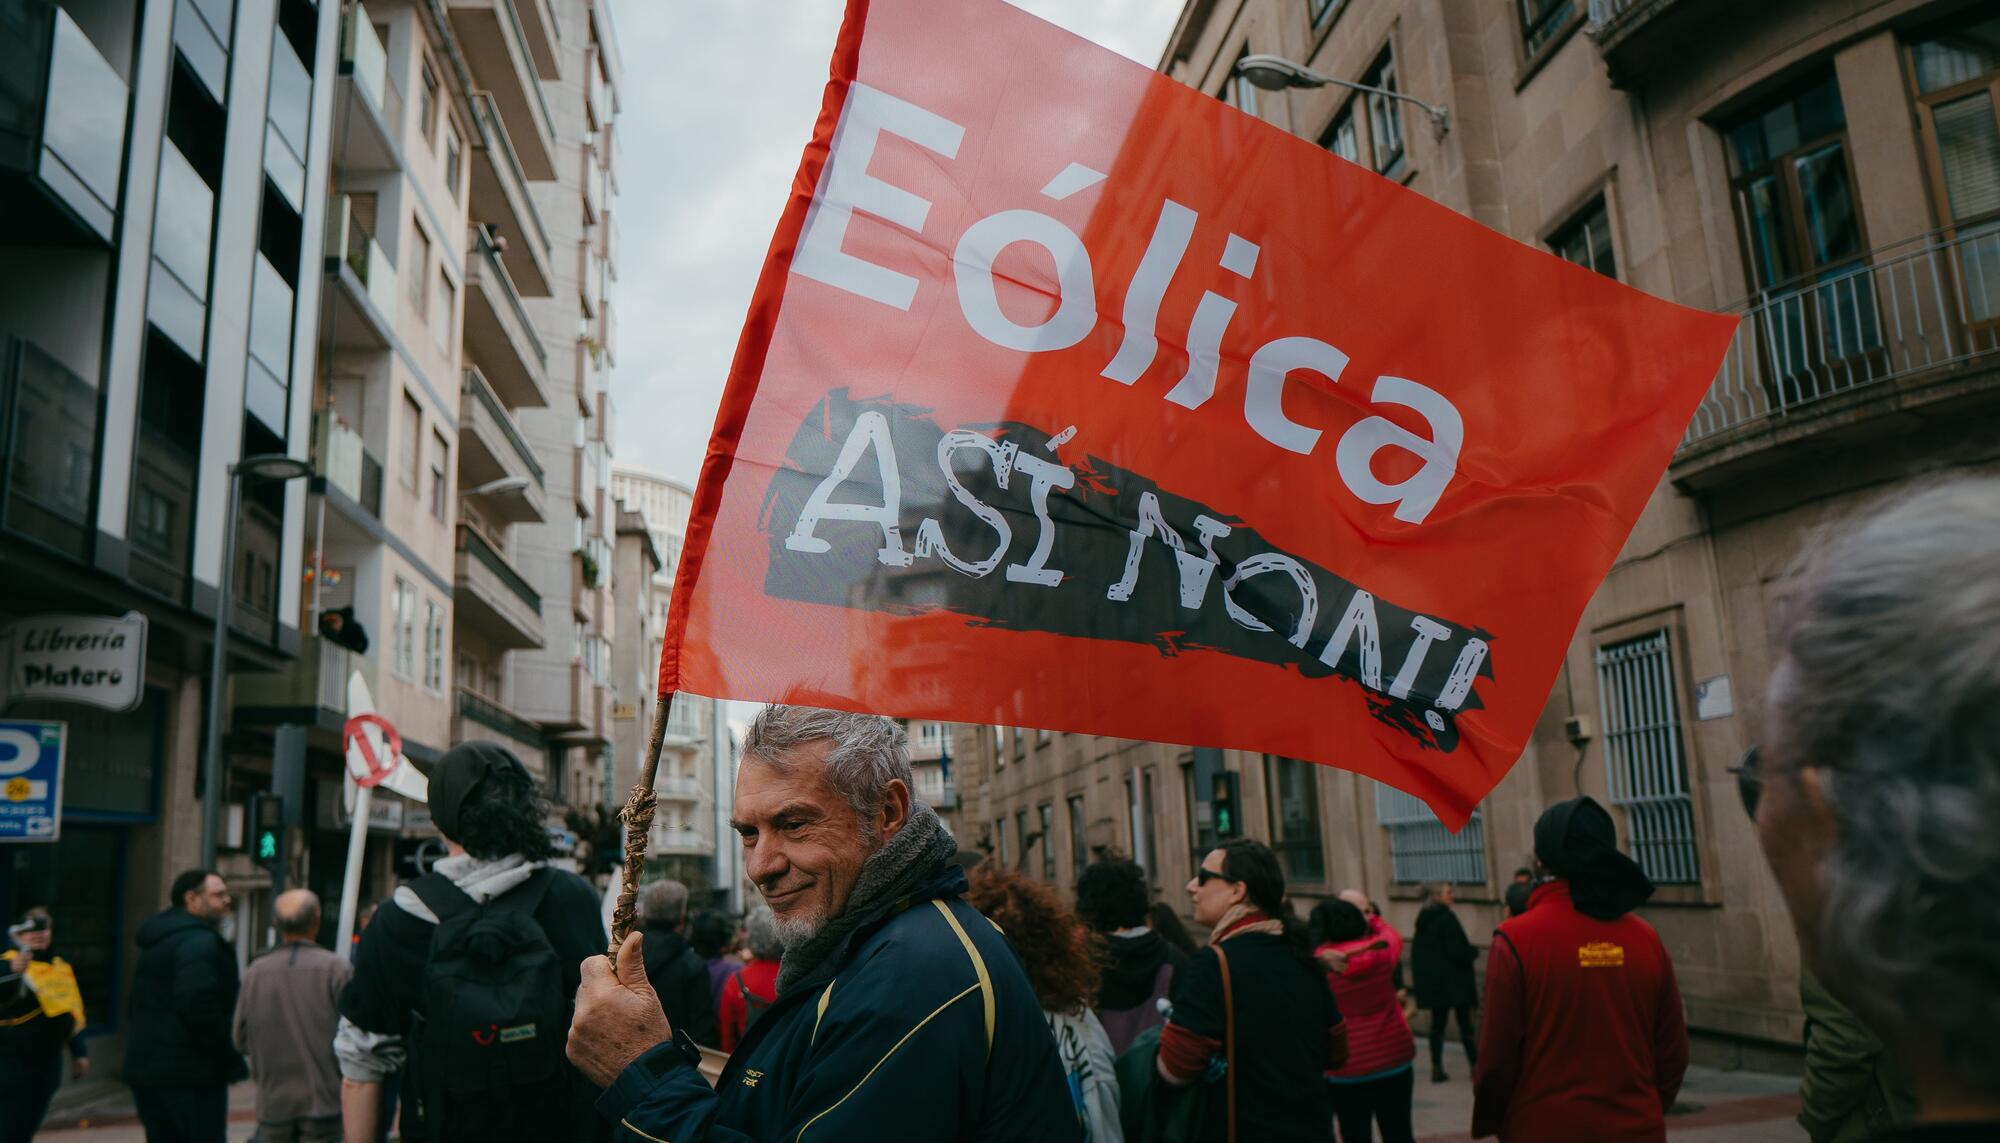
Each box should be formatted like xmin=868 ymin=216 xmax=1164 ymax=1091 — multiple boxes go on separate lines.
xmin=776 ymin=801 xmax=957 ymax=995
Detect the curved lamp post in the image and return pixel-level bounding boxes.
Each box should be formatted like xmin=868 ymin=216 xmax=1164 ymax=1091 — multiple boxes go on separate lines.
xmin=200 ymin=454 xmax=314 ymax=868
xmin=1233 ymin=53 xmax=1451 ymax=139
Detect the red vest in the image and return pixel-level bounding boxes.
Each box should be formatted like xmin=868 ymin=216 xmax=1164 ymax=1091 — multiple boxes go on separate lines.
xmin=1472 ymin=880 xmax=1688 ymax=1142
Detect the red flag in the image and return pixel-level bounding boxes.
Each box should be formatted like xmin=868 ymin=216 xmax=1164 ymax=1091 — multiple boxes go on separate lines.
xmin=660 ymin=0 xmax=1737 ymax=828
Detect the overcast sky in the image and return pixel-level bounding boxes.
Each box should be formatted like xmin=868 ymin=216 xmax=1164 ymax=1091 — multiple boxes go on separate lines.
xmin=606 ymin=0 xmax=1185 ymax=487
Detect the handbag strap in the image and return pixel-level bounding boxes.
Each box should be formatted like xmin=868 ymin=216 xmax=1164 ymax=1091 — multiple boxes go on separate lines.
xmin=1215 ymin=940 xmax=1237 ymax=1143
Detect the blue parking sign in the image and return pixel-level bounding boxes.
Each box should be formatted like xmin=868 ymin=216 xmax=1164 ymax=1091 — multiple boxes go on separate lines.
xmin=0 ymin=720 xmax=64 ymax=842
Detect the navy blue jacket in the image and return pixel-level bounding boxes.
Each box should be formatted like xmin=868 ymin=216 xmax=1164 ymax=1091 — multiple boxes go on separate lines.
xmin=598 ymin=870 xmax=1080 ymax=1141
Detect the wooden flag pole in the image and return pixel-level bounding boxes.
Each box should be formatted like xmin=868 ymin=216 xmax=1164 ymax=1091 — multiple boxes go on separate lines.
xmin=610 ymin=690 xmax=675 ymax=954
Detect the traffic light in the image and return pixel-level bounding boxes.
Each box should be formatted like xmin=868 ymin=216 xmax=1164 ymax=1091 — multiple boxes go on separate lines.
xmin=1211 ymin=772 xmax=1242 ymax=839
xmin=249 ymin=792 xmax=286 ymax=886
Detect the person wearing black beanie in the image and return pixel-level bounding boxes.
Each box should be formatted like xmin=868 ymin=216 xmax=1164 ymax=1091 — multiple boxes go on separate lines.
xmin=1470 ymin=797 xmax=1688 ymax=1142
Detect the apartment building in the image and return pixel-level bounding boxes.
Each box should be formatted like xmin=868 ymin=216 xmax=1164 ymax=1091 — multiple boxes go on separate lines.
xmin=508 ymin=0 xmax=620 ymax=812
xmin=610 ymin=466 xmax=740 ymax=905
xmin=955 ymin=0 xmax=2000 ymax=1065
xmin=1 ymin=0 xmax=343 ymax=1068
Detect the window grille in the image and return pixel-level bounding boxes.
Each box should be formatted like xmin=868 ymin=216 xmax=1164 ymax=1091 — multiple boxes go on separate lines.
xmin=1595 ymin=630 xmax=1701 ymax=883
xmin=1375 ymin=783 xmax=1485 ymax=884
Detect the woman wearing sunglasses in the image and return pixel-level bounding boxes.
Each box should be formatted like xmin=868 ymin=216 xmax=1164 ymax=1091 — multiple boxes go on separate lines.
xmin=1155 ymin=839 xmax=1346 ymax=1143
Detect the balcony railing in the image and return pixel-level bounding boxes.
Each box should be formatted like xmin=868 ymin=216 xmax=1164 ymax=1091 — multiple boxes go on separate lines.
xmin=1 ymin=3 xmax=129 ymax=242
xmin=655 ymin=776 xmax=703 ymax=798
xmin=1681 ymin=227 xmax=2000 ymax=450
xmin=463 ymin=367 xmax=544 ymax=484
xmin=457 ymin=687 xmax=544 ymax=748
xmin=460 ymin=524 xmax=541 ymax=612
xmin=341 ymin=4 xmax=403 ymax=134
xmin=316 ymin=413 xmax=384 ymax=517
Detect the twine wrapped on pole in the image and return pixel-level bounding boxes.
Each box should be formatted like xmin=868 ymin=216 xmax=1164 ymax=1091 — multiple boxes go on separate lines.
xmin=609 ymin=691 xmax=676 ymax=954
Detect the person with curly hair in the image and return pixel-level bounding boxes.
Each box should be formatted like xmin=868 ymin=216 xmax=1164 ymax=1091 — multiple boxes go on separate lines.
xmin=966 ymin=867 xmax=1123 ymax=1143
xmin=1076 ymin=858 xmax=1186 ymax=1056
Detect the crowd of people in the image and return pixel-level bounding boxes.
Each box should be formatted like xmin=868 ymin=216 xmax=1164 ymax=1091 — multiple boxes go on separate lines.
xmin=1 ymin=476 xmax=1994 ymax=1143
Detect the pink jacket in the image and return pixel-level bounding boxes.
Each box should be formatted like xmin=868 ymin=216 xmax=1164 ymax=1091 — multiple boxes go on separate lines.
xmin=1319 ymin=915 xmax=1416 ymax=1078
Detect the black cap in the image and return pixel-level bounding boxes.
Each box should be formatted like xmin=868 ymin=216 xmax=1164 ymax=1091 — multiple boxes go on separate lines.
xmin=430 ymin=741 xmax=528 ymax=842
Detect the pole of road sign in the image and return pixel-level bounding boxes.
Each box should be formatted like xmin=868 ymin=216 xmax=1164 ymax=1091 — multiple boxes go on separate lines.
xmin=334 ymin=780 xmax=372 ymax=953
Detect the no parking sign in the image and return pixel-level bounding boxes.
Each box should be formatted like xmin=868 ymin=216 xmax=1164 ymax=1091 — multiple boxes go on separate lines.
xmin=0 ymin=720 xmax=65 ymax=843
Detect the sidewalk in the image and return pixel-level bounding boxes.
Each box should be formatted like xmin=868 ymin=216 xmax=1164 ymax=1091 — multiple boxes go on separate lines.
xmin=37 ymin=1078 xmax=259 ymax=1142
xmin=1411 ymin=1043 xmax=1807 ymax=1141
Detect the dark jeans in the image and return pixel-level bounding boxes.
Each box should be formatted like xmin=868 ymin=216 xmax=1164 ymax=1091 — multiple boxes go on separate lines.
xmin=1327 ymin=1066 xmax=1415 ymax=1143
xmin=132 ymin=1083 xmax=227 ymax=1143
xmin=1428 ymin=1006 xmax=1477 ymax=1069
xmin=0 ymin=1049 xmax=62 ymax=1143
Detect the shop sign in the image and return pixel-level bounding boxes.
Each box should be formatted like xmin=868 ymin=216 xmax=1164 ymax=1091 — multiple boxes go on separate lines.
xmin=2 ymin=613 xmax=146 ymax=712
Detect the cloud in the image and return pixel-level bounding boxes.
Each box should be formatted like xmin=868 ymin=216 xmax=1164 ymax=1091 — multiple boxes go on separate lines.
xmin=606 ymin=0 xmax=1183 ymax=486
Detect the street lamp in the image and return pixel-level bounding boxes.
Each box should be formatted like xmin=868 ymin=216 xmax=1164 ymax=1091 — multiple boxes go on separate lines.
xmin=1233 ymin=53 xmax=1451 ymax=139
xmin=200 ymin=453 xmax=314 ymax=869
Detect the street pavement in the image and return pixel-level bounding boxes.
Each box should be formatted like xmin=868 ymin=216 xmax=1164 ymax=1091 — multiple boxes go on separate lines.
xmin=36 ymin=1044 xmax=1805 ymax=1140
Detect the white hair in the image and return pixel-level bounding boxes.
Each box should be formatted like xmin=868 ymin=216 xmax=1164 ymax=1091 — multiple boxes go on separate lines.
xmin=742 ymin=705 xmax=911 ymax=828
xmin=638 ymin=879 xmax=689 ymax=928
xmin=1772 ymin=474 xmax=2000 ymax=1090
xmin=743 ymin=904 xmax=784 ymax=961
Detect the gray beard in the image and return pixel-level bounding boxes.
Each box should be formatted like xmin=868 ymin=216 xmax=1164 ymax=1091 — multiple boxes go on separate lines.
xmin=772 ymin=912 xmax=822 ymax=951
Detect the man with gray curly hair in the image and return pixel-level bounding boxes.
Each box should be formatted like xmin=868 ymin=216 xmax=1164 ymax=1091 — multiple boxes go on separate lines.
xmin=569 ymin=704 xmax=1078 ymax=1141
xmin=1745 ymin=475 xmax=2000 ymax=1140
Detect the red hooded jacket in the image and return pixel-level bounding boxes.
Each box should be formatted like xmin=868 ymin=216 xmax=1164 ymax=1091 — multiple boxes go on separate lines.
xmin=1471 ymin=880 xmax=1688 ymax=1141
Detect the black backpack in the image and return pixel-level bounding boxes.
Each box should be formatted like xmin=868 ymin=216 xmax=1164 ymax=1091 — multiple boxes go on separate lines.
xmin=406 ymin=870 xmax=568 ymax=1142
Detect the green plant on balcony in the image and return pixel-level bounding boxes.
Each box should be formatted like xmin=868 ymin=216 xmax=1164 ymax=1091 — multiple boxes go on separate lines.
xmin=575 ymin=545 xmax=601 ymax=588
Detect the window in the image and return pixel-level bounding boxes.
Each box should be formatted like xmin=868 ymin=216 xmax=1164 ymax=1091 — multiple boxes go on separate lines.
xmin=444 ymin=121 xmax=463 ymax=200
xmin=391 ymin=577 xmax=417 ymax=679
xmin=1723 ymin=72 xmax=1879 ymax=385
xmin=1263 ymin=755 xmax=1325 ymax=882
xmin=1596 ymin=631 xmax=1700 ymax=883
xmin=133 ymin=486 xmax=176 ymax=559
xmin=1321 ymin=105 xmax=1359 ymax=163
xmin=1910 ymin=14 xmax=2000 ymax=320
xmin=1037 ymin=725 xmax=1050 ymax=744
xmin=409 ymin=223 xmax=431 ymax=315
xmin=1068 ymin=794 xmax=1088 ymax=876
xmin=1039 ymin=804 xmax=1056 ymax=879
xmin=1225 ymin=49 xmax=1257 ymax=117
xmin=1141 ymin=769 xmax=1158 ymax=879
xmin=1309 ymin=0 xmax=1344 ymax=30
xmin=1519 ymin=0 xmax=1575 ymax=57
xmin=433 ymin=268 xmax=456 ymax=352
xmin=429 ymin=428 xmax=449 ymax=519
xmin=1015 ymin=811 xmax=1029 ymax=871
xmin=1125 ymin=772 xmax=1148 ymax=879
xmin=419 ymin=58 xmax=439 ymax=147
xmin=1376 ymin=783 xmax=1485 ymax=883
xmin=996 ymin=817 xmax=1008 ymax=866
xmin=1552 ymin=197 xmax=1618 ymax=278
xmin=1363 ymin=49 xmax=1404 ymax=177
xmin=1012 ymin=728 xmax=1024 ymax=760
xmin=423 ymin=600 xmax=445 ymax=693
xmin=400 ymin=391 xmax=422 ymax=491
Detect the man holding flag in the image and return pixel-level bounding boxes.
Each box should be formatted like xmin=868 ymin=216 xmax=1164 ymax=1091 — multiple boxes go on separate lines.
xmin=569 ymin=706 xmax=1078 ymax=1141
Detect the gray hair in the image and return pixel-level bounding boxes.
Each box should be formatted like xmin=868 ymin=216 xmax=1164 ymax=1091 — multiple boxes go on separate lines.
xmin=743 ymin=904 xmax=784 ymax=961
xmin=1771 ymin=474 xmax=2000 ymax=1090
xmin=743 ymin=705 xmax=911 ymax=826
xmin=638 ymin=879 xmax=689 ymax=928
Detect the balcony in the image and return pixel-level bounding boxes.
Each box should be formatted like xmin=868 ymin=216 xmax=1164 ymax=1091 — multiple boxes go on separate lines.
xmin=459 ymin=367 xmax=548 ymax=523
xmin=581 ymin=140 xmax=601 ymax=224
xmin=148 ymin=142 xmax=213 ymax=361
xmin=236 ymin=635 xmax=380 ymax=726
xmin=447 ymin=0 xmax=556 ymax=180
xmin=246 ymin=254 xmax=294 ymax=435
xmin=464 ymin=226 xmax=550 ymax=407
xmin=655 ymin=775 xmax=703 ymax=801
xmin=321 ymin=195 xmax=395 ymax=350
xmin=456 ymin=687 xmax=545 ymax=750
xmin=1585 ymin=0 xmax=1727 ymax=87
xmin=315 ymin=413 xmax=385 ymax=518
xmin=597 ymin=206 xmax=618 ymax=282
xmin=0 ymin=3 xmax=129 ymax=244
xmin=1674 ymin=228 xmax=2000 ymax=490
xmin=579 ymin=239 xmax=600 ymax=318
xmin=455 ymin=524 xmax=544 ymax=649
xmin=650 ymin=825 xmax=710 ymax=854
xmin=515 ymin=0 xmax=560 ymax=80
xmin=0 ymin=335 xmax=98 ymax=560
xmin=265 ymin=31 xmax=311 ymax=210
xmin=468 ymin=93 xmax=551 ymax=296
xmin=334 ymin=6 xmax=401 ymax=173
xmin=599 ymin=296 xmax=616 ymax=365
